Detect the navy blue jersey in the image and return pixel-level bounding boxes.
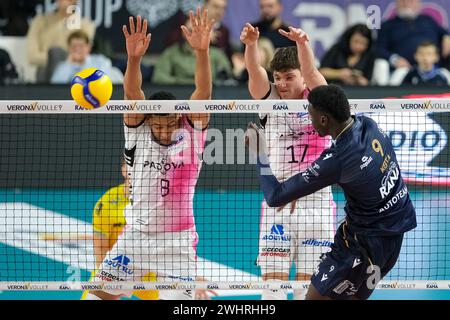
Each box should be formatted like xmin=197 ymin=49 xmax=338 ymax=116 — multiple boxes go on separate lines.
xmin=257 ymin=115 xmax=417 ymax=236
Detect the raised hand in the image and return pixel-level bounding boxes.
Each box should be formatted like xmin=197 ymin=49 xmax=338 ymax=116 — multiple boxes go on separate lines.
xmin=122 ymin=15 xmax=151 ymax=59
xmin=181 ymin=7 xmax=214 ymax=52
xmin=240 ymin=23 xmax=260 ymax=46
xmin=279 ymin=26 xmax=310 ymax=44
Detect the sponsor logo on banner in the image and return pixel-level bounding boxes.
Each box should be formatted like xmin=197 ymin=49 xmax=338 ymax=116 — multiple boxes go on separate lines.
xmin=250 ymin=283 xmax=270 ymax=290
xmin=426 ymin=282 xmax=439 ymax=289
xmin=106 ymin=102 xmax=162 ymax=112
xmin=133 ymin=284 xmax=146 ymax=290
xmin=103 ymin=284 xmax=124 ymax=291
xmin=400 ymin=100 xmax=432 ymax=110
xmin=370 ymin=101 xmax=386 ymax=110
xmin=377 ymin=282 xmax=416 ymax=289
xmin=59 ymin=284 xmax=71 ymax=290
xmin=81 ymin=284 xmax=105 ymax=290
xmin=303 ymin=103 xmax=310 ymax=110
xmin=204 ymin=101 xmax=260 ymax=111
xmin=427 ymin=101 xmax=450 ymax=110
xmin=5 ymin=283 xmax=48 ymax=290
xmin=174 ymin=102 xmax=190 ymax=111
xmin=155 ymin=284 xmax=177 ymax=290
xmin=6 ymin=102 xmax=63 ymax=112
xmin=349 ymin=103 xmax=358 ymax=110
xmin=280 ymin=283 xmax=292 ymax=289
xmin=301 ymin=239 xmax=333 ymax=246
xmin=228 ymin=284 xmax=251 ymax=289
xmin=207 ymin=284 xmax=219 ymax=290
xmin=273 ymin=102 xmax=289 ymax=111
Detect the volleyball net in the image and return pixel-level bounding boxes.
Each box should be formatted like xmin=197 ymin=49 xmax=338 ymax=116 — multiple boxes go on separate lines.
xmin=0 ymin=98 xmax=449 ymax=291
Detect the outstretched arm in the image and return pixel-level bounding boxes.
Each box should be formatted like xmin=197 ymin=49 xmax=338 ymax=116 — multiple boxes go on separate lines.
xmin=245 ymin=123 xmax=341 ymax=207
xmin=184 ymin=7 xmax=213 ymax=129
xmin=240 ymin=23 xmax=271 ymax=99
xmin=279 ymin=27 xmax=327 ymax=90
xmin=122 ymin=15 xmax=151 ymax=127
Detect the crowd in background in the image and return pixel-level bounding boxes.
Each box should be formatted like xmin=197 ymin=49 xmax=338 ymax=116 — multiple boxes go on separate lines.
xmin=0 ymin=0 xmax=449 ymax=86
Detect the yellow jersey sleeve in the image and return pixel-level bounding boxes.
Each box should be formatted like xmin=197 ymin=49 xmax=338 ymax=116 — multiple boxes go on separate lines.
xmin=92 ymin=196 xmax=111 ymax=236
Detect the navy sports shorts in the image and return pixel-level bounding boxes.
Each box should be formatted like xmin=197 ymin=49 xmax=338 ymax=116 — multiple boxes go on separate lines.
xmin=310 ymin=222 xmax=404 ymax=300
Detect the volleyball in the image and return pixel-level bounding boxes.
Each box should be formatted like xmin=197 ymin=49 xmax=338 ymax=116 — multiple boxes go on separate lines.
xmin=70 ymin=68 xmax=113 ymax=109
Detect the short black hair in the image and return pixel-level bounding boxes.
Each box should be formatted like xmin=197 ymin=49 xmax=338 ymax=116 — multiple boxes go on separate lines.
xmin=308 ymin=84 xmax=351 ymax=122
xmin=148 ymin=91 xmax=177 ymax=100
xmin=269 ymin=46 xmax=300 ymax=72
xmin=147 ymin=91 xmax=177 ymax=117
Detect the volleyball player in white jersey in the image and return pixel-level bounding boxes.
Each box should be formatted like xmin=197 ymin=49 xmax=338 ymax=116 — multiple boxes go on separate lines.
xmin=86 ymin=9 xmax=213 ymax=300
xmin=240 ymin=24 xmax=336 ymax=300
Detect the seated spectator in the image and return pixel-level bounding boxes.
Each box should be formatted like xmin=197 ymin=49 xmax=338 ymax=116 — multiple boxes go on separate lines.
xmin=233 ymin=37 xmax=274 ymax=84
xmin=0 ymin=47 xmax=19 ymax=85
xmin=165 ymin=0 xmax=233 ymax=62
xmin=401 ymin=41 xmax=450 ymax=86
xmin=152 ymin=16 xmax=233 ymax=85
xmin=375 ymin=0 xmax=450 ymax=71
xmin=50 ymin=30 xmax=123 ymax=84
xmin=26 ymin=0 xmax=95 ymax=69
xmin=252 ymin=0 xmax=295 ymax=48
xmin=205 ymin=0 xmax=233 ymax=61
xmin=319 ymin=24 xmax=375 ymax=86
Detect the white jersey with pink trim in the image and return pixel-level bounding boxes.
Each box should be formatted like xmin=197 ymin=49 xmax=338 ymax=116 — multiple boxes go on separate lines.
xmin=123 ymin=115 xmax=206 ymax=233
xmin=260 ymin=84 xmax=332 ymax=181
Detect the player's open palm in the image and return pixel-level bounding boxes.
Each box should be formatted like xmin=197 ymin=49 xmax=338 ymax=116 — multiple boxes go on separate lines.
xmin=182 ymin=8 xmax=214 ymax=52
xmin=123 ymin=15 xmax=151 ymax=59
xmin=279 ymin=26 xmax=310 ymax=44
xmin=240 ymin=23 xmax=260 ymax=46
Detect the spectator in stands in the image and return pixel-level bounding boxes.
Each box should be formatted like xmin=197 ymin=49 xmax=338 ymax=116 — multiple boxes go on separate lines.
xmin=50 ymin=30 xmax=123 ymax=84
xmin=375 ymin=0 xmax=450 ymax=70
xmin=319 ymin=24 xmax=375 ymax=86
xmin=402 ymin=41 xmax=450 ymax=86
xmin=0 ymin=47 xmax=19 ymax=85
xmin=0 ymin=0 xmax=38 ymax=36
xmin=233 ymin=37 xmax=275 ymax=84
xmin=152 ymin=15 xmax=233 ymax=85
xmin=204 ymin=0 xmax=233 ymax=62
xmin=26 ymin=0 xmax=95 ymax=81
xmin=251 ymin=0 xmax=295 ymax=48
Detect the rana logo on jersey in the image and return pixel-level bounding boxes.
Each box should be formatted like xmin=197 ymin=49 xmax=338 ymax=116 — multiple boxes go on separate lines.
xmin=379 ymin=163 xmax=399 ymax=199
xmin=367 ymin=113 xmax=448 ymax=186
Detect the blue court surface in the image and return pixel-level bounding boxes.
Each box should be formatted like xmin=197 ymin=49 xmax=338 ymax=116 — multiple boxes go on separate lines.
xmin=0 ymin=187 xmax=449 ymax=300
